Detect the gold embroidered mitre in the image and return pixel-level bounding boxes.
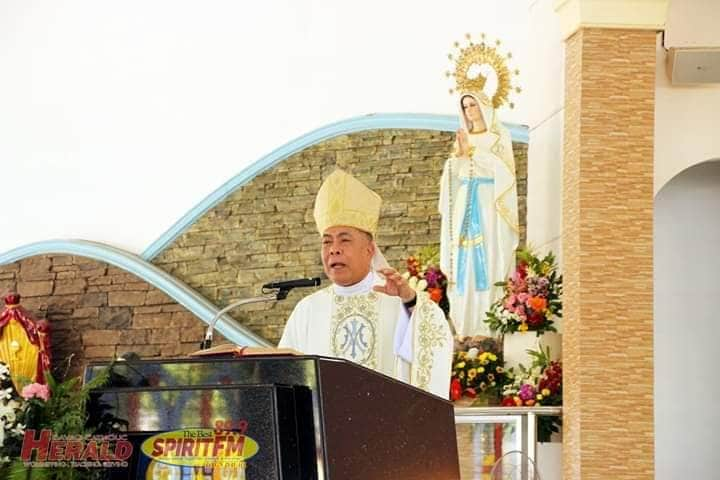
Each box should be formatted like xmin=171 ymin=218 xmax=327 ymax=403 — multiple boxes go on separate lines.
xmin=313 ymin=169 xmax=381 ymax=235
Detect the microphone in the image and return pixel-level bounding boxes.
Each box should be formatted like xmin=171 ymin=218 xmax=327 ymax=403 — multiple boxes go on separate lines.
xmin=262 ymin=278 xmax=321 ymax=290
xmin=200 ymin=278 xmax=321 ymax=350
xmin=200 ymin=289 xmax=297 ymax=350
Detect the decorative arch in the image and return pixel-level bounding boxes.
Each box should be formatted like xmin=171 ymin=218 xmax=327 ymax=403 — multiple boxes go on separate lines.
xmin=141 ymin=113 xmax=529 ymax=260
xmin=654 ymin=158 xmax=720 ymax=479
xmin=0 ymin=240 xmax=271 ymax=347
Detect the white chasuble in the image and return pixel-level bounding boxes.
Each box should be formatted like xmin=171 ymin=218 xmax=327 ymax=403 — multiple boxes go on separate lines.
xmin=279 ymin=274 xmax=453 ymax=398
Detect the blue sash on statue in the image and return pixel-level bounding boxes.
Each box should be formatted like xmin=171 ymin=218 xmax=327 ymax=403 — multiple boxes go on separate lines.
xmin=456 ymin=176 xmax=494 ymax=295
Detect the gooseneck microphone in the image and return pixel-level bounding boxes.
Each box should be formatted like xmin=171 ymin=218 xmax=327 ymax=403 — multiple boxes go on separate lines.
xmin=201 ymin=277 xmax=322 ymax=350
xmin=261 ymin=277 xmax=321 ymax=290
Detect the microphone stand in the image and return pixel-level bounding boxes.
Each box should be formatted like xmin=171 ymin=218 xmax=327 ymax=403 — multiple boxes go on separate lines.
xmin=200 ymin=288 xmax=290 ymax=350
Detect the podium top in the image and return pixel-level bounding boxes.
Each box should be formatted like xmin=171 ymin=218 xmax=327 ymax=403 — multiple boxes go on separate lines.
xmin=84 ymin=354 xmax=450 ymax=403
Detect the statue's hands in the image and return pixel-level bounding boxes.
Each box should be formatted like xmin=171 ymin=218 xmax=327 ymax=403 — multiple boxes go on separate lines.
xmin=456 ymin=129 xmax=470 ymax=158
xmin=373 ymin=268 xmax=416 ymax=304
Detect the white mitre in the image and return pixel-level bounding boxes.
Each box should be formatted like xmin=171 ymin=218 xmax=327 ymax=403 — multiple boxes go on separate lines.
xmin=313 ymin=169 xmax=389 ymax=270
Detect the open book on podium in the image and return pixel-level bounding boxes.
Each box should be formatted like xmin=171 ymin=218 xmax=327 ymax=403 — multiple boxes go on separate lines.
xmin=189 ymin=343 xmax=302 ymax=358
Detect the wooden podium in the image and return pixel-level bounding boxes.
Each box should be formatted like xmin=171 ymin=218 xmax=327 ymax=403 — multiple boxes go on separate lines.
xmin=85 ymin=355 xmax=460 ymax=479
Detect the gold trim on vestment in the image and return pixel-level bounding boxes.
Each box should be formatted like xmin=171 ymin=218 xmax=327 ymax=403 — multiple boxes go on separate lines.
xmin=414 ymin=296 xmax=448 ymax=392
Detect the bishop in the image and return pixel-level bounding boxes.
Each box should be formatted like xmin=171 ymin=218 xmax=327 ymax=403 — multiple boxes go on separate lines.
xmin=279 ymin=169 xmax=453 ymax=398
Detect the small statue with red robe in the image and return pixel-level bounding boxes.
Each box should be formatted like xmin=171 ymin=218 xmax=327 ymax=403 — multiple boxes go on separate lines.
xmin=0 ymin=293 xmax=51 ymax=390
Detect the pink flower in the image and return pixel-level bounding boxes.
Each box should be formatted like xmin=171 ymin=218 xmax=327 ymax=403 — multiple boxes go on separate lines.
xmin=519 ymin=384 xmax=536 ymax=402
xmin=517 ymin=293 xmax=529 ymax=303
xmin=21 ymin=383 xmax=50 ymax=402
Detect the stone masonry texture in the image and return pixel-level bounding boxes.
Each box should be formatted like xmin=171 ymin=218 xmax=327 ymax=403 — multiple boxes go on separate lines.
xmin=154 ymin=129 xmax=528 ymax=345
xmin=0 ymin=255 xmax=220 ymax=378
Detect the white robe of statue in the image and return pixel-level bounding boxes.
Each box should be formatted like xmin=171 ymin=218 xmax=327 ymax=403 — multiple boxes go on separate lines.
xmin=439 ymin=92 xmax=519 ymax=337
xmin=279 ymin=272 xmax=453 ymax=398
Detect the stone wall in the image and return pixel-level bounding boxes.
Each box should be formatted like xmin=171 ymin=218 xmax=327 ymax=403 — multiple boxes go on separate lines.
xmin=0 ymin=255 xmax=210 ymax=378
xmin=154 ymin=129 xmax=528 ymax=344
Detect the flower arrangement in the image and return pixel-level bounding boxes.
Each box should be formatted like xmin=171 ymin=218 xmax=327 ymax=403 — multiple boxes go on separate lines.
xmin=0 ymin=364 xmax=25 ymax=465
xmin=485 ymin=249 xmax=562 ymax=336
xmin=0 ymin=361 xmax=112 ymax=478
xmin=450 ymin=336 xmax=508 ymax=405
xmin=402 ymin=245 xmax=450 ymax=317
xmin=500 ymin=346 xmax=562 ymax=442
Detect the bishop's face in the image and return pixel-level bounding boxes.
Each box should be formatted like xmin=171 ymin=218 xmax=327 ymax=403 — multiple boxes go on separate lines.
xmin=321 ymin=226 xmax=375 ymax=287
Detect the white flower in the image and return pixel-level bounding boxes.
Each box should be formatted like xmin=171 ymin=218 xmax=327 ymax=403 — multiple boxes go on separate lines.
xmin=0 ymin=388 xmax=12 ymax=401
xmin=502 ymin=384 xmax=518 ymax=396
xmin=466 ymin=348 xmax=479 ymax=359
xmin=406 ymin=276 xmax=428 ymax=293
xmin=0 ymin=364 xmax=9 ymax=380
xmin=0 ymin=399 xmax=20 ymax=423
xmin=401 ymin=272 xmax=411 ymax=280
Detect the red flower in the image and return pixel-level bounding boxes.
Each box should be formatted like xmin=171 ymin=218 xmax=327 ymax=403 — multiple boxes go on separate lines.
xmin=538 ymin=361 xmax=563 ymax=396
xmin=450 ymin=378 xmax=462 ymax=401
xmin=516 ymin=262 xmax=528 ymax=279
xmin=463 ymin=388 xmax=477 ymax=398
xmin=407 ymin=256 xmax=420 ymax=277
xmin=428 ymin=287 xmax=443 ymax=303
xmin=527 ymin=311 xmax=545 ymax=327
xmin=501 ymin=397 xmax=516 ymax=407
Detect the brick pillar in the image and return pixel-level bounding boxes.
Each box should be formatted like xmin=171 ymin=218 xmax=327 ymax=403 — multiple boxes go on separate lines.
xmin=562 ymin=27 xmax=656 ymax=479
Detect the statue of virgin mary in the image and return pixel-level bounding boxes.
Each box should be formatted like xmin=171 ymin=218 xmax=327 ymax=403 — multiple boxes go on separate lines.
xmin=439 ymin=90 xmax=519 ymax=336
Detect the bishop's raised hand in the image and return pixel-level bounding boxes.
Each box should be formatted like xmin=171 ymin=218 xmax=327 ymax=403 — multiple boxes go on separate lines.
xmin=373 ymin=268 xmax=416 ymax=304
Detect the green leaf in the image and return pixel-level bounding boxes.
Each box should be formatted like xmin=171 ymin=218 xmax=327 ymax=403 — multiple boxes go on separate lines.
xmin=4 ymin=461 xmax=51 ymax=480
